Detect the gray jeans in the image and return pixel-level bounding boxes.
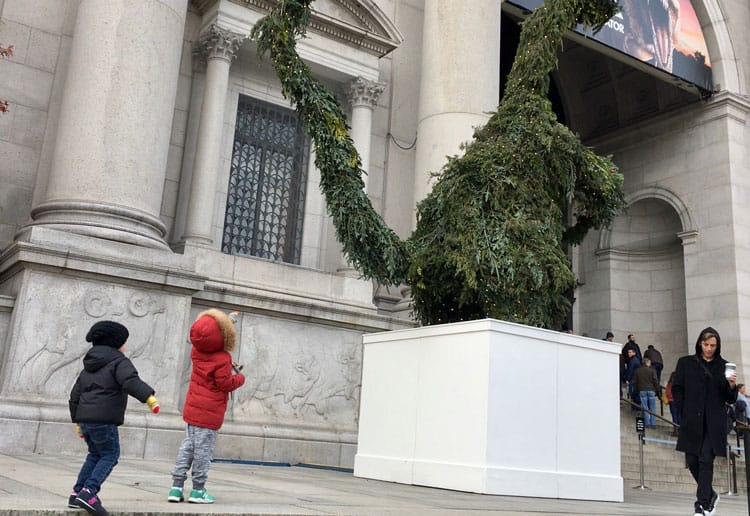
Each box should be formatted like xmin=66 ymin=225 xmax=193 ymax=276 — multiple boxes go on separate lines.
xmin=171 ymin=424 xmax=218 ymax=490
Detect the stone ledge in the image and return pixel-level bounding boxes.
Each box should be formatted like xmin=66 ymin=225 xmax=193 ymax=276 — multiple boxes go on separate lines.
xmin=0 ymin=227 xmax=205 ymax=293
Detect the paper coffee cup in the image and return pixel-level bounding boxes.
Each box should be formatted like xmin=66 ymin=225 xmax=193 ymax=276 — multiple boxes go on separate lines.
xmin=725 ymin=362 xmax=737 ymax=379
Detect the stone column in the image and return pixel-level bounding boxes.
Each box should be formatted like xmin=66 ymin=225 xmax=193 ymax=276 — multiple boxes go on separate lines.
xmin=337 ymin=77 xmax=385 ymax=275
xmin=181 ymin=25 xmax=245 ymax=246
xmin=28 ymin=0 xmax=188 ymax=250
xmin=347 ymin=77 xmax=385 ymax=192
xmin=412 ymin=0 xmax=501 ymax=210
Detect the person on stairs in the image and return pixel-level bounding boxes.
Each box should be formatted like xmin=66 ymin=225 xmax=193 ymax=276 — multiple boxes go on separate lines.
xmin=634 ymin=357 xmax=660 ymax=428
xmin=665 ymin=371 xmax=680 ymax=436
xmin=643 ymin=344 xmax=664 ymax=382
xmin=673 ymin=327 xmax=737 ymax=516
xmin=624 ymin=348 xmax=641 ymax=410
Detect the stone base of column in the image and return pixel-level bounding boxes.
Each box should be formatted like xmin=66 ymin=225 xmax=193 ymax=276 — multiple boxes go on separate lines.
xmin=26 ymin=201 xmax=170 ymax=250
xmin=172 ymin=236 xmax=215 ymax=253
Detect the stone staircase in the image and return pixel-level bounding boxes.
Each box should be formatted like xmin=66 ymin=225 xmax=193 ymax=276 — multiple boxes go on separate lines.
xmin=620 ymin=401 xmax=748 ymax=495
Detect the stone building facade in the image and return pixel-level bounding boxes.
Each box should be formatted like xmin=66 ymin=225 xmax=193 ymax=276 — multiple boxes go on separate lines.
xmin=0 ymin=0 xmax=749 ymax=467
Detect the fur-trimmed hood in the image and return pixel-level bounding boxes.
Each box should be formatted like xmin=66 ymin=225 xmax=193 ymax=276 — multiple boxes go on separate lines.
xmin=189 ymin=309 xmax=237 ymax=353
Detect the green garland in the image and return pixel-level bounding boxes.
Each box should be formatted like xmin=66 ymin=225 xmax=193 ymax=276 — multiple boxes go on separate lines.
xmin=251 ymin=1 xmax=409 ymax=283
xmin=252 ymin=0 xmax=625 ymax=329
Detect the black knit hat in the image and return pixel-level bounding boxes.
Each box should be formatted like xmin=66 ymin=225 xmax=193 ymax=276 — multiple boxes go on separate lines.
xmin=86 ymin=320 xmax=129 ymax=348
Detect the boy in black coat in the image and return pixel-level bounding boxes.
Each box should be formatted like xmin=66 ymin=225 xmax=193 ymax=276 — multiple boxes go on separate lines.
xmin=68 ymin=321 xmax=160 ymax=516
xmin=673 ymin=327 xmax=737 ymax=516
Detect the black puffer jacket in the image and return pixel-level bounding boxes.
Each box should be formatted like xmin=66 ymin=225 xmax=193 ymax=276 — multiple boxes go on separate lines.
xmin=69 ymin=346 xmax=154 ymax=425
xmin=673 ymin=327 xmax=737 ymax=457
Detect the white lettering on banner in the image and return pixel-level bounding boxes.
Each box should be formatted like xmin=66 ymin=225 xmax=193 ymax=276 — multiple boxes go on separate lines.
xmin=606 ymin=19 xmax=624 ymax=33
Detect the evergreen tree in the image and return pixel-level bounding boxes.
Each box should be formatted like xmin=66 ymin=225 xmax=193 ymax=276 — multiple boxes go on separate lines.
xmin=252 ymin=0 xmax=625 ymax=329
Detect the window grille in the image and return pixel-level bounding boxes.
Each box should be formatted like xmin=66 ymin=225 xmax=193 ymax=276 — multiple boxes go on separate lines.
xmin=222 ymin=95 xmax=309 ymax=264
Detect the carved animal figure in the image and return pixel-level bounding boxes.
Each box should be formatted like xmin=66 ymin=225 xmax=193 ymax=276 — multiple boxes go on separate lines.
xmin=252 ymin=0 xmax=625 ymax=329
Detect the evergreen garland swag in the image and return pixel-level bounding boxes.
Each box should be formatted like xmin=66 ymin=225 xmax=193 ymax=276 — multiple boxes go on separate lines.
xmin=251 ymin=0 xmax=626 ymax=329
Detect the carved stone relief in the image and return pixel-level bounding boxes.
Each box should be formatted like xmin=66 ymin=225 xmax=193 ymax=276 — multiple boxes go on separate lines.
xmin=4 ymin=272 xmax=181 ymax=399
xmin=230 ymin=313 xmax=362 ymax=430
xmin=193 ymin=24 xmax=245 ymax=64
xmin=347 ymin=77 xmax=386 ymax=108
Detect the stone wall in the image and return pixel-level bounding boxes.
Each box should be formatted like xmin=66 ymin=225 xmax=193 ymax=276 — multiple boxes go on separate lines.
xmin=0 ymin=227 xmax=411 ymax=467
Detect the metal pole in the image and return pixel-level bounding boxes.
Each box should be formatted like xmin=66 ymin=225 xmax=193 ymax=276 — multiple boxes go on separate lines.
xmin=634 ymin=414 xmax=649 ymax=490
xmin=724 ymin=443 xmax=736 ymax=496
xmin=739 ymin=425 xmax=750 ymax=514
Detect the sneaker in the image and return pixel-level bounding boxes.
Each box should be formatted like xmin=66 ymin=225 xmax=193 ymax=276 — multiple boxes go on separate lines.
xmin=74 ymin=488 xmax=108 ymax=516
xmin=707 ymin=491 xmax=720 ymax=515
xmin=168 ymin=487 xmax=184 ymax=503
xmin=694 ymin=501 xmax=707 ymax=516
xmin=68 ymin=491 xmax=81 ymax=509
xmin=188 ymin=489 xmax=214 ymax=504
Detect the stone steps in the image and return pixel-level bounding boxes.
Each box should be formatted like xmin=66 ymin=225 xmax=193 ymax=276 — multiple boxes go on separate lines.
xmin=619 ymin=403 xmax=748 ymax=494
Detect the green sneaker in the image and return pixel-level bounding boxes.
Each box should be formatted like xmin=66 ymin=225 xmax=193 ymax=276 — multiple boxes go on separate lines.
xmin=188 ymin=489 xmax=214 ymax=504
xmin=167 ymin=487 xmax=184 ymax=503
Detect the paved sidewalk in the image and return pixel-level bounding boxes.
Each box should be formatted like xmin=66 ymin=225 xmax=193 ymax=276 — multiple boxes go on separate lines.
xmin=0 ymin=453 xmax=747 ymax=515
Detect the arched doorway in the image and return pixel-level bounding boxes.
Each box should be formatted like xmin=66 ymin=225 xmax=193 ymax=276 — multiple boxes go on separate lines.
xmin=598 ymin=193 xmax=690 ymax=377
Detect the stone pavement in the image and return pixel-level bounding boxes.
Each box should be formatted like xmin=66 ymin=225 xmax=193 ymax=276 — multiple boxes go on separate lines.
xmin=1 ymin=453 xmax=748 ymax=516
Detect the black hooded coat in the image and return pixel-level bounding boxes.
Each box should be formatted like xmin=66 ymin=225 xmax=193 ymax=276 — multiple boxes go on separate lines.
xmin=69 ymin=346 xmax=154 ymax=425
xmin=673 ymin=327 xmax=737 ymax=457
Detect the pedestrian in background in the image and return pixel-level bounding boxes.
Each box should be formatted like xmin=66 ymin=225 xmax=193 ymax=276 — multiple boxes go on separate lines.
xmin=625 ymin=348 xmax=641 ymax=409
xmin=644 ymin=344 xmax=664 ymax=382
xmin=634 ymin=358 xmax=660 ymax=427
xmin=665 ymin=371 xmax=680 ymax=436
xmin=622 ymin=333 xmax=642 ymax=363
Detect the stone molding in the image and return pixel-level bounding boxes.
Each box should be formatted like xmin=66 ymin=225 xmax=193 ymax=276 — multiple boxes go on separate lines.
xmin=1 ymin=227 xmax=204 ymax=293
xmin=0 ymin=295 xmax=13 ymax=311
xmin=194 ymin=24 xmax=246 ymax=63
xmin=597 ymin=185 xmax=696 ymax=255
xmin=228 ymin=0 xmax=403 ymax=57
xmin=594 ymin=245 xmax=683 ymax=262
xmin=27 ymin=201 xmax=171 ymax=250
xmin=591 ymin=90 xmax=750 ymax=151
xmin=677 ymin=230 xmax=699 ymax=246
xmin=347 ymin=77 xmax=385 ymax=108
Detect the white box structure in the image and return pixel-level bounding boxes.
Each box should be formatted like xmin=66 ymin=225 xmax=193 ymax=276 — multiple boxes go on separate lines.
xmin=354 ymin=319 xmax=623 ymax=502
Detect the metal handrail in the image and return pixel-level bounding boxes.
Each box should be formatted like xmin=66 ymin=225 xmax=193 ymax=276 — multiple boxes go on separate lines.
xmin=733 ymin=422 xmax=750 ymax=512
xmin=620 ymin=397 xmax=679 ymax=429
xmin=621 ymin=396 xmax=677 ymax=491
xmin=624 ymin=398 xmax=748 ymax=506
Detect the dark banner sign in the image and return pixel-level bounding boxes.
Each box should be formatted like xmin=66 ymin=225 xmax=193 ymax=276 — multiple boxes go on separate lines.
xmin=505 ymin=0 xmax=712 ymax=92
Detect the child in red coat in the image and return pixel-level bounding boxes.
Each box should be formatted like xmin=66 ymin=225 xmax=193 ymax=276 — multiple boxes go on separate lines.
xmin=168 ymin=309 xmax=245 ymax=504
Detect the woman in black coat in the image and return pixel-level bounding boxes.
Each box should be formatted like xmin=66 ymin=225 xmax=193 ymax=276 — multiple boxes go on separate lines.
xmin=673 ymin=327 xmax=737 ymax=516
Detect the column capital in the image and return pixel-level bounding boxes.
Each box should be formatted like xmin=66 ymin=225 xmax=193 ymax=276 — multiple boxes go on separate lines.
xmin=347 ymin=77 xmax=386 ymax=109
xmin=194 ymin=24 xmax=246 ymax=63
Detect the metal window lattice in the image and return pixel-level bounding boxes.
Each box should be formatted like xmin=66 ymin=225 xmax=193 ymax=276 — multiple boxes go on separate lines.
xmin=222 ymin=95 xmax=309 ymax=264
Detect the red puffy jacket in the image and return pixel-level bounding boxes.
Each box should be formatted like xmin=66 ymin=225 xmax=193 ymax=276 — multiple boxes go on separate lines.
xmin=182 ymin=309 xmax=245 ymax=430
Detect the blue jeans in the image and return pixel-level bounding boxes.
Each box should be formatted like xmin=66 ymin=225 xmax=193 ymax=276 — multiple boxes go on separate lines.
xmin=669 ymin=401 xmax=681 ymax=425
xmin=639 ymin=390 xmax=656 ymax=427
xmin=74 ymin=423 xmax=120 ymax=495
